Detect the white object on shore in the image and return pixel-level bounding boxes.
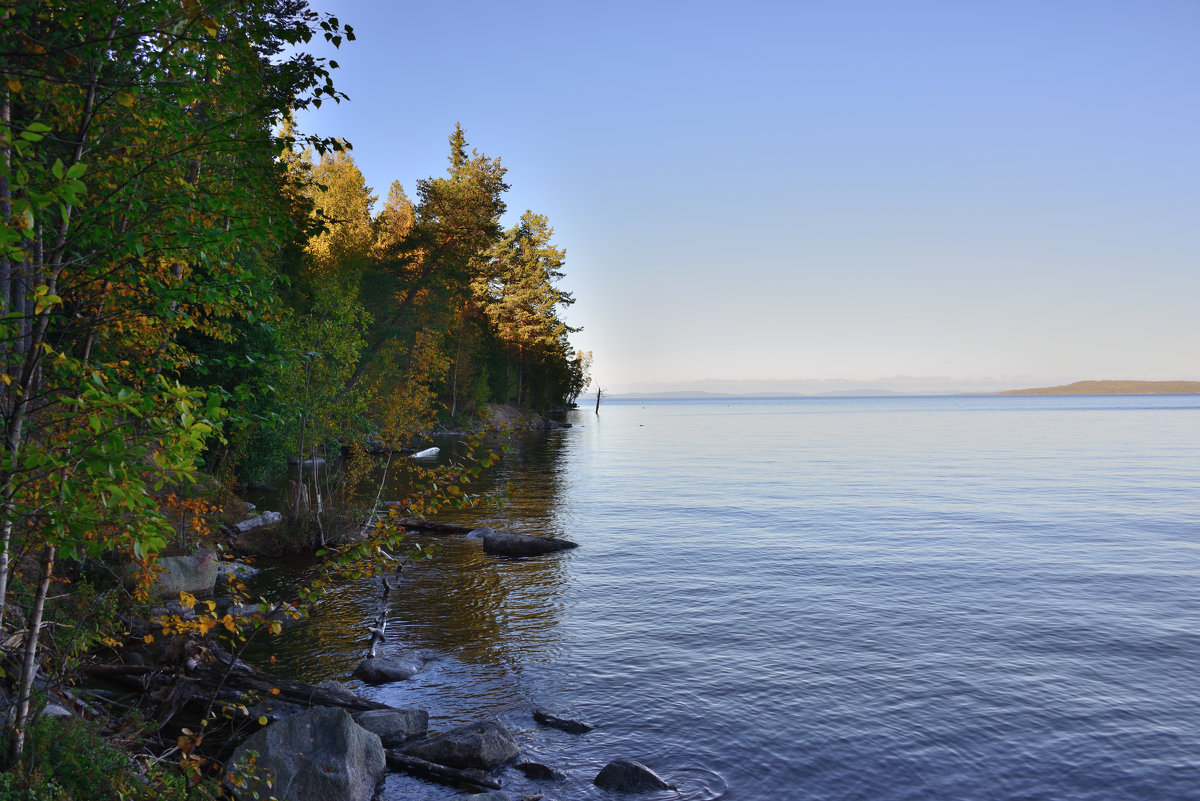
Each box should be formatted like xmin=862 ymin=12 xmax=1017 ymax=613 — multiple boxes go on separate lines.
xmin=411 ymin=447 xmax=440 ymax=459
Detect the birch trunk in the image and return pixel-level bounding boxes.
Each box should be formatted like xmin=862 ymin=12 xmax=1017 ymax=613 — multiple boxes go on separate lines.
xmin=11 ymin=544 xmax=54 ymax=761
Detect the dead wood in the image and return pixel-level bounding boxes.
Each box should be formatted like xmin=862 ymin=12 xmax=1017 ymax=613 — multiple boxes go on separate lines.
xmin=384 ymin=751 xmax=502 ymax=791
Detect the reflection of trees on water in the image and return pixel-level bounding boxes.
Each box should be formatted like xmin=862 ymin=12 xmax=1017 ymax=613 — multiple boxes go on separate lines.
xmin=385 ymin=535 xmax=570 ymax=665
xmin=384 ymin=428 xmax=576 ymax=664
xmin=382 ymin=428 xmax=572 ymax=536
xmin=249 ymin=427 xmax=578 ymax=678
xmin=241 ymin=561 xmax=380 ymax=684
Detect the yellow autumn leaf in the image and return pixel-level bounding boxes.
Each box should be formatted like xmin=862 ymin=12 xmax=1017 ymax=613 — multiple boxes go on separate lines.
xmin=116 ymin=90 xmax=134 ymax=108
xmin=143 ymin=633 xmax=154 ymax=644
xmin=5 ymin=78 xmax=21 ymax=93
xmin=179 ymin=591 xmax=196 ymax=607
xmin=269 ymin=687 xmax=279 ymax=695
xmin=257 ymin=716 xmax=267 ymax=725
xmin=221 ymin=614 xmax=236 ymax=633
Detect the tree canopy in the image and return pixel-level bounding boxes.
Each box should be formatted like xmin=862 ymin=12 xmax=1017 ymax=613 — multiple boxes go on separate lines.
xmin=0 ymin=0 xmax=588 ymax=767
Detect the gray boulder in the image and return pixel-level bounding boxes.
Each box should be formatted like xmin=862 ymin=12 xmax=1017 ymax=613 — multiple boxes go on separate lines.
xmin=353 ymin=652 xmax=425 ymax=684
xmin=402 ymin=719 xmax=519 ymax=770
xmin=215 ymin=560 xmax=260 ymax=582
xmin=152 ymin=549 xmax=218 ymax=598
xmin=225 ymin=706 xmax=384 ymax=801
xmin=464 ymin=793 xmax=512 ymax=801
xmin=471 ymin=527 xmax=579 ymax=557
xmin=41 ymin=703 xmax=74 ymax=719
xmin=533 ymin=709 xmax=593 ymax=734
xmin=352 ymin=708 xmax=428 ymax=747
xmin=594 ymin=759 xmax=675 ymax=793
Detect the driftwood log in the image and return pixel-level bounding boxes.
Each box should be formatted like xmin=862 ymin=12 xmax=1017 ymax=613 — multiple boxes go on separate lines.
xmin=384 ymin=751 xmax=502 ymax=791
xmin=380 ymin=514 xmax=473 ymax=535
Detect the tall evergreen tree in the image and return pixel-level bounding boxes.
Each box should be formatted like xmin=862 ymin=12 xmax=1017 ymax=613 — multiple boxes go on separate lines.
xmin=477 ymin=211 xmax=576 ymax=405
xmin=347 ymin=124 xmax=508 ymax=391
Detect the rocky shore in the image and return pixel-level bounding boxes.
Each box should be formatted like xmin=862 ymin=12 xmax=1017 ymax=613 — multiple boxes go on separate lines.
xmin=63 ymin=507 xmax=688 ymax=801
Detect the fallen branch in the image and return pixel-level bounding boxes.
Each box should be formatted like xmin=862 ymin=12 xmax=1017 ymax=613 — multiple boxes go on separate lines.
xmin=386 ymin=516 xmax=473 ymax=535
xmin=384 ymin=751 xmax=502 ymax=791
xmin=365 ymin=609 xmax=387 ymax=659
xmin=82 ymin=658 xmax=392 ymax=715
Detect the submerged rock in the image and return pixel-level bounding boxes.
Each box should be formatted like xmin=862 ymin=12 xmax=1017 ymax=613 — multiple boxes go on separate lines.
xmin=402 ymin=719 xmax=519 ymax=770
xmin=517 ymin=761 xmax=566 ymax=781
xmin=533 ymin=709 xmax=592 ymax=734
xmin=471 ymin=527 xmax=579 ymax=557
xmin=352 ymin=708 xmax=428 ymax=747
xmin=225 ymin=706 xmax=384 ymax=801
xmin=593 ymin=759 xmax=675 ymax=793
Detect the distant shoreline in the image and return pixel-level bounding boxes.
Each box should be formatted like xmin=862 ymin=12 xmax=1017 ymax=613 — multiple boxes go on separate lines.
xmin=608 ymin=380 xmax=1200 ymax=400
xmin=997 ymin=380 xmax=1200 ymax=396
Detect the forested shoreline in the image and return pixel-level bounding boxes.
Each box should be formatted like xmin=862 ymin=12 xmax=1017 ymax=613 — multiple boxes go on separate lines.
xmin=0 ymin=1 xmax=588 ymax=795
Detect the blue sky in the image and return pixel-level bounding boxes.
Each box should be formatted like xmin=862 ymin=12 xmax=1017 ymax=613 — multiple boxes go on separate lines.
xmin=294 ymin=0 xmax=1200 ymax=393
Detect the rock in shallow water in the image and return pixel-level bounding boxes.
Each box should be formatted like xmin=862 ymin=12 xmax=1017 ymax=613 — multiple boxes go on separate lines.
xmin=593 ymin=759 xmax=675 ymax=793
xmin=352 ymin=652 xmax=425 ymax=684
xmin=532 ymin=708 xmax=593 ymax=734
xmin=471 ymin=527 xmax=579 ymax=557
xmin=402 ymin=719 xmax=519 ymax=770
xmin=517 ymin=761 xmax=566 ymax=781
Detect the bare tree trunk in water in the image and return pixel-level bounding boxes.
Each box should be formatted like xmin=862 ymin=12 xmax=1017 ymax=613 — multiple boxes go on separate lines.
xmin=595 ymin=387 xmax=604 ymax=415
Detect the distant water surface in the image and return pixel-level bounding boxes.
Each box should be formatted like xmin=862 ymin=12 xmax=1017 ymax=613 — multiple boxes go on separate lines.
xmin=252 ymin=395 xmax=1200 ymax=800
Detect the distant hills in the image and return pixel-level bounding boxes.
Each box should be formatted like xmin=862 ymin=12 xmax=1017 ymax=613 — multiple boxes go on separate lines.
xmin=607 ymin=379 xmax=1200 ymax=400
xmin=1000 ymin=380 xmax=1200 ymax=396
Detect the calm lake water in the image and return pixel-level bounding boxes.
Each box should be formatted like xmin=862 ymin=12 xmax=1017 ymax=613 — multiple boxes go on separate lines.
xmin=250 ymin=395 xmax=1200 ymax=800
